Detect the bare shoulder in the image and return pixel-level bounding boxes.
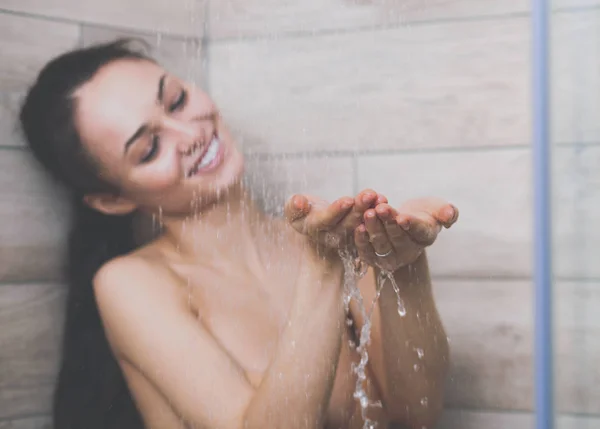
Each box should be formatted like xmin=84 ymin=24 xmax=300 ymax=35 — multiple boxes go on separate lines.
xmin=94 ymin=238 xmax=183 ymax=290
xmin=92 ymin=252 xmax=186 ymax=354
xmin=94 ymin=253 xmax=172 ymax=298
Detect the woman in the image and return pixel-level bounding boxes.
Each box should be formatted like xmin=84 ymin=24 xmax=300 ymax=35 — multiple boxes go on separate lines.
xmin=19 ymin=39 xmax=457 ymax=429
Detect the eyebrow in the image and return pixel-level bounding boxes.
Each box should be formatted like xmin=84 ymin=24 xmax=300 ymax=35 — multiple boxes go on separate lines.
xmin=124 ymin=73 xmax=167 ymax=154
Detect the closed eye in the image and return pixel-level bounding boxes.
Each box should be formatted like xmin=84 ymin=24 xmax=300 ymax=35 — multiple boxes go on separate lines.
xmin=140 ymin=134 xmax=160 ymax=163
xmin=169 ymin=90 xmax=187 ymax=112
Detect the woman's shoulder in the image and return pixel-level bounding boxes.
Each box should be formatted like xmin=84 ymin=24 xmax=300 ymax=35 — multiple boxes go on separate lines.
xmin=92 ymin=246 xmax=178 ymax=301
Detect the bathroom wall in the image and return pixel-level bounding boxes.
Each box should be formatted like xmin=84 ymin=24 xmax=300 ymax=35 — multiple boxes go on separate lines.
xmin=0 ymin=1 xmax=599 ymax=428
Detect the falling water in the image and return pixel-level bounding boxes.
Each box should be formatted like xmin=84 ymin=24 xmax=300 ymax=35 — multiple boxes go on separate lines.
xmin=339 ymin=251 xmax=407 ymax=429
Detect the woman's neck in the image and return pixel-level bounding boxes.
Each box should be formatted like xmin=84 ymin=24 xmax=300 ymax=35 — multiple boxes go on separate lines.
xmin=157 ymin=187 xmax=277 ymax=268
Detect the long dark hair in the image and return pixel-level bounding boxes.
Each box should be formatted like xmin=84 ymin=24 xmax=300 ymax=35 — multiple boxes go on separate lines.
xmin=19 ymin=39 xmax=154 ymax=429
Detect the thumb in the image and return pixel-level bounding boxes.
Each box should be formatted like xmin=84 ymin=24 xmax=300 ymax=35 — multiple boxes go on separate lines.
xmin=284 ymin=194 xmax=312 ymax=233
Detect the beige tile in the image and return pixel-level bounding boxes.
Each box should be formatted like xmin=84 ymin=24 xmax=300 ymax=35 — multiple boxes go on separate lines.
xmin=208 ymin=0 xmax=593 ymax=39
xmin=551 ymin=146 xmax=600 ymax=280
xmin=0 ymin=14 xmax=79 ymax=92
xmin=0 ymin=149 xmax=353 ymax=281
xmin=0 ymin=92 xmax=25 ymax=148
xmin=3 ymin=142 xmax=597 ymax=282
xmin=436 ymin=279 xmax=534 ymax=410
xmin=82 ymin=26 xmax=206 ymax=86
xmin=0 ymin=385 xmax=54 ymax=422
xmin=357 ymin=146 xmax=600 ymax=279
xmin=1 ymin=277 xmax=599 ymax=417
xmin=0 ymin=416 xmax=52 ymax=429
xmin=437 ymin=409 xmax=600 ymax=429
xmin=0 ymin=0 xmax=207 ymax=37
xmin=552 ymin=10 xmax=600 ymax=145
xmin=358 ymin=148 xmax=533 ymax=278
xmin=243 ymin=155 xmax=354 ymax=215
xmin=0 ymin=283 xmax=65 ymax=419
xmin=436 ymin=279 xmax=600 ymax=413
xmin=208 ymin=16 xmax=530 ymax=154
xmin=0 ymin=149 xmax=70 ymax=282
xmin=554 ymin=281 xmax=600 ymax=416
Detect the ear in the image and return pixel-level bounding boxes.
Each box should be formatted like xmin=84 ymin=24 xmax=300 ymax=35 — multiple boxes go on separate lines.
xmin=83 ymin=193 xmax=137 ymax=216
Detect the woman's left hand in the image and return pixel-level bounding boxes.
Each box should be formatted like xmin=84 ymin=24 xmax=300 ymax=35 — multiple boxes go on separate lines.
xmin=354 ymin=198 xmax=459 ymax=272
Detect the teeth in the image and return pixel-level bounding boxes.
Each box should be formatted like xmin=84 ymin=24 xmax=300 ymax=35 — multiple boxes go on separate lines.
xmin=197 ymin=136 xmax=220 ymax=168
xmin=188 ymin=136 xmax=220 ymax=176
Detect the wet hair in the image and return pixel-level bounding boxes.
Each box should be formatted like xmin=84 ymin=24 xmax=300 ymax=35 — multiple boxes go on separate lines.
xmin=19 ymin=39 xmax=153 ymax=429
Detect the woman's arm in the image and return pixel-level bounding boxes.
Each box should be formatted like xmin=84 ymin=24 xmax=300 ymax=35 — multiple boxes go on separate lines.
xmin=93 ymin=253 xmax=346 ymax=429
xmin=349 ymin=198 xmax=458 ymax=428
xmin=351 ymin=255 xmax=449 ymax=429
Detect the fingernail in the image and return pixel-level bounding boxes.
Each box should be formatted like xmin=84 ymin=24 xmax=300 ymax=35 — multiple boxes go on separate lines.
xmin=450 ymin=204 xmax=459 ymax=221
xmin=362 ymin=194 xmax=374 ymax=204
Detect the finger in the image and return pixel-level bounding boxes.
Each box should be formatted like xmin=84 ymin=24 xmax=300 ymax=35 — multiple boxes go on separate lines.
xmin=395 ymin=212 xmax=440 ymax=246
xmin=375 ymin=204 xmax=409 ymax=243
xmin=309 ymin=197 xmax=355 ymax=233
xmin=355 ymin=224 xmax=376 ymax=265
xmin=356 ymin=189 xmax=379 ymax=212
xmin=375 ymin=193 xmax=388 ymax=205
xmin=364 ymin=209 xmax=395 ymax=257
xmin=284 ymin=194 xmax=353 ymax=235
xmin=401 ymin=198 xmax=459 ymax=228
xmin=436 ymin=203 xmax=459 ymax=228
xmin=284 ymin=195 xmax=312 ymax=232
xmin=339 ymin=189 xmax=378 ymax=232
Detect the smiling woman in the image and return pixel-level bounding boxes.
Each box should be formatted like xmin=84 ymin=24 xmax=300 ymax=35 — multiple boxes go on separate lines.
xmin=19 ymin=38 xmax=456 ymax=429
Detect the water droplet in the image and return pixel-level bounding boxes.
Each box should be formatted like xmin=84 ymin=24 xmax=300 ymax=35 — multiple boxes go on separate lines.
xmin=339 ymin=250 xmax=381 ymax=429
xmin=380 ymin=270 xmax=406 ymax=316
xmin=360 ymin=395 xmax=368 ymax=409
xmin=416 ymin=348 xmax=424 ymax=359
xmin=413 ymin=364 xmax=420 ymax=372
xmin=421 ymin=397 xmax=428 ymax=407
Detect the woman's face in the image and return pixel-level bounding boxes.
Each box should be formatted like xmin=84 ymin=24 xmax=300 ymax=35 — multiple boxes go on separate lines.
xmin=74 ymin=58 xmax=245 ymax=216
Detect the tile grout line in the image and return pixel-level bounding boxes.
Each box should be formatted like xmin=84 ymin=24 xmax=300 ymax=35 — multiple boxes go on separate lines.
xmin=3 ymin=275 xmax=600 ymax=288
xmin=352 ymin=153 xmax=359 ymax=195
xmin=201 ymin=0 xmax=211 ymax=93
xmin=442 ymin=406 xmax=600 ymax=419
xmin=1 ymin=4 xmax=599 ymax=46
xmin=0 ymin=7 xmax=206 ymax=41
xmin=2 ymin=141 xmax=600 ymax=156
xmin=0 ymin=407 xmax=599 ymax=425
xmin=206 ymin=5 xmax=600 ymax=44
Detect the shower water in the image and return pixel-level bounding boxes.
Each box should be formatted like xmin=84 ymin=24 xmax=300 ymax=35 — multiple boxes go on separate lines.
xmin=339 ymin=250 xmax=407 ymax=429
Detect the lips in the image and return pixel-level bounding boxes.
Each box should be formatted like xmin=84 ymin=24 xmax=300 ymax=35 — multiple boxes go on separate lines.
xmin=186 ymin=134 xmax=222 ymax=177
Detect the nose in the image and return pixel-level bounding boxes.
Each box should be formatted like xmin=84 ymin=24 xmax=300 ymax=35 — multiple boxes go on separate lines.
xmin=161 ymin=117 xmax=207 ymax=154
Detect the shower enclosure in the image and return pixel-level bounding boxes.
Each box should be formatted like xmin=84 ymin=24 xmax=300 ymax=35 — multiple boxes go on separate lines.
xmin=0 ymin=0 xmax=598 ymax=428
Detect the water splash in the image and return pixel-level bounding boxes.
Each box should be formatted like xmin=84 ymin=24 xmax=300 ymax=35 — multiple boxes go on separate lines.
xmin=339 ymin=251 xmax=381 ymax=429
xmin=339 ymin=251 xmax=408 ymax=429
xmin=152 ymin=206 xmax=165 ymax=236
xmin=416 ymin=348 xmax=424 ymax=359
xmin=378 ymin=269 xmax=406 ymax=317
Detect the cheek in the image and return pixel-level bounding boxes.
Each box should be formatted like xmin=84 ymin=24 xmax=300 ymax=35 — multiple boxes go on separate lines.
xmin=187 ymin=90 xmax=217 ymax=115
xmin=132 ymin=152 xmax=182 ymax=192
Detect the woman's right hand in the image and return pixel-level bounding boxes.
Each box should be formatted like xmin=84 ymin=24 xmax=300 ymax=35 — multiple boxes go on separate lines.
xmin=284 ymin=189 xmax=387 ymax=255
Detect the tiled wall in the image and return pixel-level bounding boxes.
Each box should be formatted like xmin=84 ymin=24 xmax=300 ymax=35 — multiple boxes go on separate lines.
xmin=1 ymin=1 xmax=599 ymax=428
